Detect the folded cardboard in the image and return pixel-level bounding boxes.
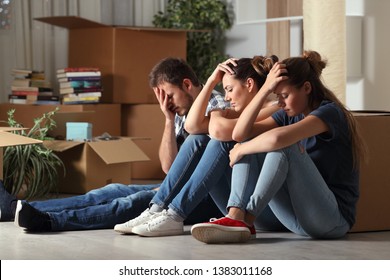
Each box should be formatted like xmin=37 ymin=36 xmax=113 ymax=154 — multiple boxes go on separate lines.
xmin=350 ymin=111 xmax=390 ymax=232
xmin=43 ymin=138 xmax=149 ymax=194
xmin=35 ymin=16 xmax=187 ymax=104
xmin=121 ymin=104 xmax=166 ymax=179
xmin=0 ymin=103 xmax=121 ymax=138
xmin=0 ymin=127 xmax=42 ymax=180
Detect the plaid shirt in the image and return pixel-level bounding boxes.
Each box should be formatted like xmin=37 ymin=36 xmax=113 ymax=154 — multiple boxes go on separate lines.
xmin=175 ymin=89 xmax=229 ymax=149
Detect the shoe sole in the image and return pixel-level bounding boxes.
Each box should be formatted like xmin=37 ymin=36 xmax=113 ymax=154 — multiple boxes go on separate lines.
xmin=191 ymin=224 xmax=251 ymax=244
xmin=132 ymin=227 xmax=184 ymax=237
xmin=113 ymin=211 xmax=158 ymax=235
xmin=113 ymin=226 xmax=135 ymax=235
xmin=14 ymin=200 xmax=23 ymax=228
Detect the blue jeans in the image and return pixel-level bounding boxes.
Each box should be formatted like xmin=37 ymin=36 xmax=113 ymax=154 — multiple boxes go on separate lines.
xmin=151 ymin=134 xmax=216 ymax=213
xmin=30 ymin=184 xmax=158 ymax=231
xmin=27 ymin=134 xmax=222 ymax=231
xmin=152 ymin=137 xmax=284 ymax=231
xmin=229 ymin=143 xmax=350 ymax=238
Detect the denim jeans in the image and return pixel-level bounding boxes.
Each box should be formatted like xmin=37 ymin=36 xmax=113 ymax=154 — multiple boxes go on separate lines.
xmin=229 ymin=143 xmax=350 ymax=238
xmin=30 ymin=184 xmax=158 ymax=231
xmin=167 ymin=139 xmax=235 ymax=219
xmin=152 ymin=137 xmax=284 ymax=230
xmin=151 ymin=134 xmax=213 ymax=211
xmin=28 ymin=134 xmax=221 ymax=231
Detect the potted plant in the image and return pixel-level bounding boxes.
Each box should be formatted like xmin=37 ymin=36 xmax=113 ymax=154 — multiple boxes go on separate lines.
xmin=2 ymin=108 xmax=64 ymax=199
xmin=153 ymin=0 xmax=233 ymax=83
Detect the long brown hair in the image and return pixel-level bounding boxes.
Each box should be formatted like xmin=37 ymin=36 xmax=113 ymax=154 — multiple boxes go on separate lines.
xmin=282 ymin=50 xmax=366 ymax=169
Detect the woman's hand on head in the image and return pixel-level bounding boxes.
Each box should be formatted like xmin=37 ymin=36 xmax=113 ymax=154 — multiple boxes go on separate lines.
xmin=154 ymin=87 xmax=175 ymax=121
xmin=208 ymin=58 xmax=238 ymax=84
xmin=261 ymin=62 xmax=289 ymax=96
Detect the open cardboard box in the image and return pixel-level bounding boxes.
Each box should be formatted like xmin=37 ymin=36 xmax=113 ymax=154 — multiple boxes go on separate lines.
xmin=44 ymin=138 xmax=150 ymax=194
xmin=0 ymin=127 xmax=42 ymax=180
xmin=0 ymin=103 xmax=121 ymax=137
xmin=35 ymin=16 xmax=187 ymax=104
xmin=350 ymin=111 xmax=390 ymax=232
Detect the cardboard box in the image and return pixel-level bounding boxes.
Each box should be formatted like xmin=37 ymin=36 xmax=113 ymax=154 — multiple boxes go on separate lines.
xmin=44 ymin=138 xmax=149 ymax=194
xmin=0 ymin=103 xmax=121 ymax=138
xmin=35 ymin=16 xmax=187 ymax=104
xmin=350 ymin=112 xmax=390 ymax=232
xmin=0 ymin=127 xmax=42 ymax=180
xmin=121 ymin=104 xmax=166 ymax=179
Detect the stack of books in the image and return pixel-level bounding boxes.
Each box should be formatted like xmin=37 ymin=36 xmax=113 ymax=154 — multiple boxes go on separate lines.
xmin=57 ymin=67 xmax=102 ymax=104
xmin=9 ymin=69 xmax=59 ymax=104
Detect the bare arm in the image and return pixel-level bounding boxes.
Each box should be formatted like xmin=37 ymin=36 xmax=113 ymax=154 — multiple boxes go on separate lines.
xmin=208 ymin=109 xmax=241 ymax=141
xmin=209 ymin=103 xmax=280 ymax=141
xmin=229 ymin=115 xmax=329 ymax=166
xmin=185 ymin=59 xmax=237 ymax=134
xmin=154 ymin=87 xmax=179 ymax=174
xmin=232 ymin=62 xmax=288 ymax=142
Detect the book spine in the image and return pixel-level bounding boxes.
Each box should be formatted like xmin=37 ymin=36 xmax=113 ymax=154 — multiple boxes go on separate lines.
xmin=60 ymin=80 xmax=102 ymax=89
xmin=11 ymin=86 xmax=39 ymax=92
xmin=58 ymin=76 xmax=101 ymax=83
xmin=60 ymin=87 xmax=102 ymax=94
xmin=57 ymin=71 xmax=101 ymax=78
xmin=63 ymin=92 xmax=102 ymax=98
xmin=57 ymin=67 xmax=100 ymax=73
xmin=11 ymin=91 xmax=39 ymax=96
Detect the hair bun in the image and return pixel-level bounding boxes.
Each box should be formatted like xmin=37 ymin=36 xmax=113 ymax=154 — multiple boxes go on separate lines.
xmin=303 ymin=50 xmax=327 ymax=75
xmin=251 ymin=55 xmax=279 ymax=75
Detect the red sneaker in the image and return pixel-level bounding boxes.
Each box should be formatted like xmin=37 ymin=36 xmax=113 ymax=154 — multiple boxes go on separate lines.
xmin=191 ymin=217 xmax=255 ymax=244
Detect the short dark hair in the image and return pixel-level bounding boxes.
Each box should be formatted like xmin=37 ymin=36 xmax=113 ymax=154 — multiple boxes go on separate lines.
xmin=149 ymin=57 xmax=201 ymax=89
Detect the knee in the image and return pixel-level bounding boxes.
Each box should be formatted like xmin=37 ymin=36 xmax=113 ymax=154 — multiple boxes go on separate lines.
xmin=185 ymin=134 xmax=210 ymax=148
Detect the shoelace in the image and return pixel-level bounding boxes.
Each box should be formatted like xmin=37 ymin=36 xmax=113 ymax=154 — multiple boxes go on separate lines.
xmin=209 ymin=217 xmax=224 ymax=222
xmin=124 ymin=210 xmax=154 ymax=227
xmin=146 ymin=210 xmax=169 ymax=231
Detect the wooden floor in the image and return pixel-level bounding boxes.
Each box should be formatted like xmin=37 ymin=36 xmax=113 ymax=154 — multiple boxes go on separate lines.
xmin=1 ymin=222 xmax=390 ymax=260
xmin=2 ymin=222 xmax=389 ymax=279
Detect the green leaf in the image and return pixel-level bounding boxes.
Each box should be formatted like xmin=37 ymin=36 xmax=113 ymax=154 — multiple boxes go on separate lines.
xmin=3 ymin=107 xmax=64 ymax=199
xmin=153 ymin=0 xmax=233 ymax=83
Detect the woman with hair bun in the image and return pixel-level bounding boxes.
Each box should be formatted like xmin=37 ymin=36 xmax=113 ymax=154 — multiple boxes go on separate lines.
xmin=191 ymin=50 xmax=366 ymax=243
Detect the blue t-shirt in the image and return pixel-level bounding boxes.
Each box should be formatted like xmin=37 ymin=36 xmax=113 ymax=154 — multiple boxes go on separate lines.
xmin=272 ymin=100 xmax=359 ymax=227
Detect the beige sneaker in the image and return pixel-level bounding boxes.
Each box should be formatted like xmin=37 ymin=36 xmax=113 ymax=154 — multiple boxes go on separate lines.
xmin=114 ymin=208 xmax=158 ymax=234
xmin=131 ymin=210 xmax=184 ymax=237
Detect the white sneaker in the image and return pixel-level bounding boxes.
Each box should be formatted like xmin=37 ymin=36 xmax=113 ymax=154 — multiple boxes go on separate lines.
xmin=131 ymin=210 xmax=184 ymax=237
xmin=114 ymin=208 xmax=157 ymax=234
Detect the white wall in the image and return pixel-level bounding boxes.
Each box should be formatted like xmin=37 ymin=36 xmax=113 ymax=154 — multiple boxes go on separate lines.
xmin=347 ymin=0 xmax=390 ymax=111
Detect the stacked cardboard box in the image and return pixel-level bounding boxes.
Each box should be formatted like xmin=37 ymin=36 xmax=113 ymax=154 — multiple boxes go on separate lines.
xmin=33 ymin=16 xmax=188 ymax=180
xmin=35 ymin=16 xmax=187 ymax=104
xmin=350 ymin=112 xmax=390 ymax=232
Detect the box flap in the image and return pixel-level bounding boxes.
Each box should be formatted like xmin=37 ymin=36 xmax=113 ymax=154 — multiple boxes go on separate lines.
xmin=0 ymin=127 xmax=27 ymax=132
xmin=116 ymin=26 xmax=190 ymax=33
xmin=34 ymin=16 xmax=108 ymax=29
xmin=43 ymin=140 xmax=84 ymax=152
xmin=87 ymin=139 xmax=149 ymax=164
xmin=0 ymin=131 xmax=42 ymax=147
xmin=352 ymin=110 xmax=390 ymax=116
